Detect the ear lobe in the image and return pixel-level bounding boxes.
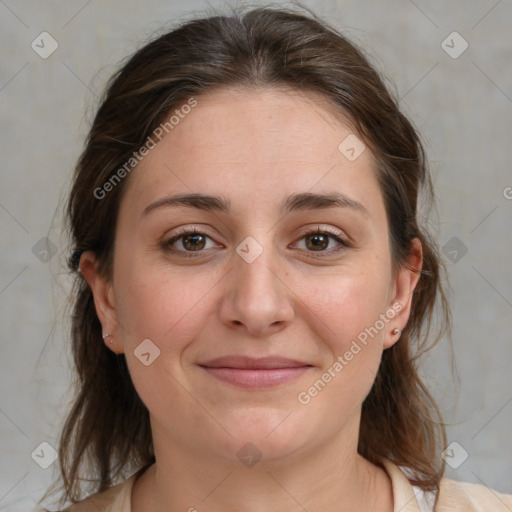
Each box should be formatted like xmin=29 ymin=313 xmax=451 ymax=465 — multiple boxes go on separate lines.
xmin=383 ymin=238 xmax=423 ymax=349
xmin=79 ymin=251 xmax=118 ymax=334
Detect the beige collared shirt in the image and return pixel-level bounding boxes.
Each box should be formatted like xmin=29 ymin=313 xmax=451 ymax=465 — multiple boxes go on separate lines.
xmin=61 ymin=459 xmax=512 ymax=511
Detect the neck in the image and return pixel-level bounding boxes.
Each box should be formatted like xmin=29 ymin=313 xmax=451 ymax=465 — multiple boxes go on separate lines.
xmin=132 ymin=419 xmax=393 ymax=512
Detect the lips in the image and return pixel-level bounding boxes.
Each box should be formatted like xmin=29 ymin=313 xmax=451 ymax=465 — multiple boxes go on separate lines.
xmin=200 ymin=355 xmax=311 ymax=369
xmin=198 ymin=356 xmax=312 ymax=388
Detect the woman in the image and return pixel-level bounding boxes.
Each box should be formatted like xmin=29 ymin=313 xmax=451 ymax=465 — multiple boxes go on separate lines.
xmin=40 ymin=5 xmax=512 ymax=512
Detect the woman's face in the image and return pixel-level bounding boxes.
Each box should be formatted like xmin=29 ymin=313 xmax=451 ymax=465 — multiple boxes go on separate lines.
xmin=83 ymin=87 xmax=420 ymax=465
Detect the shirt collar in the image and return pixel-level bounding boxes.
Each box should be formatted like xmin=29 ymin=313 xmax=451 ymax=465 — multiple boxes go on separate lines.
xmin=381 ymin=458 xmax=423 ymax=512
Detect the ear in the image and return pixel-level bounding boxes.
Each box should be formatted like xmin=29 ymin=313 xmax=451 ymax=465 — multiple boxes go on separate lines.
xmin=383 ymin=238 xmax=423 ymax=349
xmin=80 ymin=251 xmax=123 ymax=354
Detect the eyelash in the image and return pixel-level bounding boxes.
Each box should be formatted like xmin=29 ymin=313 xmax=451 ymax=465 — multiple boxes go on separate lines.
xmin=161 ymin=226 xmax=350 ymax=259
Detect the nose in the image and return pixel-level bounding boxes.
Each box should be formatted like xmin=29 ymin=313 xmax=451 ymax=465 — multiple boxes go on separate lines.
xmin=218 ymin=237 xmax=295 ymax=338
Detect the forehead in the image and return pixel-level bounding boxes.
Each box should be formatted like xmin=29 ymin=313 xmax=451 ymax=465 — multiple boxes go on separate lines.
xmin=158 ymin=86 xmax=359 ymax=160
xmin=120 ymin=86 xmax=383 ymax=219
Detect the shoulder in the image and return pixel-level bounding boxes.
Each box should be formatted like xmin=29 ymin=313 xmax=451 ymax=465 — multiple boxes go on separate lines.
xmin=61 ymin=470 xmax=141 ymax=512
xmin=437 ymin=476 xmax=512 ymax=511
xmin=380 ymin=458 xmax=512 ymax=512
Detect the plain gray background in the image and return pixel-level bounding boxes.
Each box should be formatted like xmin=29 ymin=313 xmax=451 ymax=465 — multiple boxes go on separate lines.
xmin=0 ymin=0 xmax=511 ymax=510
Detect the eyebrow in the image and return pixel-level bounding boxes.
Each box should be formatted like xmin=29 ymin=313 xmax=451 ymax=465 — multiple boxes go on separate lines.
xmin=142 ymin=191 xmax=369 ymax=217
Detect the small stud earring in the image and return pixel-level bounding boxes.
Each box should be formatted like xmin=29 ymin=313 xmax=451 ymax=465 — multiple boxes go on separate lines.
xmin=102 ymin=333 xmax=113 ymax=344
xmin=392 ymin=328 xmax=400 ymax=336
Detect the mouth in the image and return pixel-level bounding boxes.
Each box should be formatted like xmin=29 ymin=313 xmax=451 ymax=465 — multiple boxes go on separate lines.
xmin=198 ymin=356 xmax=313 ymax=388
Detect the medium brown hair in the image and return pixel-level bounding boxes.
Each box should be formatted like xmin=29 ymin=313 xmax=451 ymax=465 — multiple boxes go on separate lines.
xmin=41 ymin=4 xmax=451 ymax=510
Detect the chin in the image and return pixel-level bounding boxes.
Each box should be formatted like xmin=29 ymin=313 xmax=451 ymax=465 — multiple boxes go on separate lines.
xmin=214 ymin=408 xmax=319 ymax=466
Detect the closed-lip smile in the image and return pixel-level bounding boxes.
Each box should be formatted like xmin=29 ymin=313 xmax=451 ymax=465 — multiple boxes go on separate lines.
xmin=198 ymin=355 xmax=313 ymax=388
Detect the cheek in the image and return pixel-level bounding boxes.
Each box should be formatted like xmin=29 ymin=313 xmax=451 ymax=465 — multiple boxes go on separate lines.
xmin=114 ymin=248 xmax=392 ymax=359
xmin=305 ymin=266 xmax=392 ymax=346
xmin=297 ymin=268 xmax=392 ymax=399
xmin=113 ymin=257 xmax=219 ymax=351
xmin=113 ymin=261 xmax=219 ymax=429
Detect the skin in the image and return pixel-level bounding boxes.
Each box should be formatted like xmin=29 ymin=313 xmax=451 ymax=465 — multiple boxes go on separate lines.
xmin=81 ymin=86 xmax=422 ymax=512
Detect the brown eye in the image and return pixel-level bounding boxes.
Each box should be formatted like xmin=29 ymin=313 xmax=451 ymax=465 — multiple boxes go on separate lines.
xmin=293 ymin=227 xmax=349 ymax=257
xmin=305 ymin=232 xmax=330 ymax=251
xmin=180 ymin=233 xmax=207 ymax=251
xmin=163 ymin=228 xmax=219 ymax=257
xmin=162 ymin=226 xmax=349 ymax=259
